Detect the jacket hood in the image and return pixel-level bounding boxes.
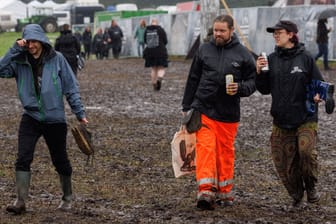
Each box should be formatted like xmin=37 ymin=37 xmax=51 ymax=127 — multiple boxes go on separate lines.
xmin=22 ymin=24 xmax=51 ymax=47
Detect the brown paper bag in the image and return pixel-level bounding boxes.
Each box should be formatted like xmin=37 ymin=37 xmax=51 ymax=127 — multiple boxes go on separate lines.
xmin=171 ymin=126 xmax=196 ymax=178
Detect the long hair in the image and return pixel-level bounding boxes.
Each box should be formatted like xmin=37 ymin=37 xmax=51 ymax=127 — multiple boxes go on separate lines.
xmin=213 ymin=15 xmax=234 ymax=29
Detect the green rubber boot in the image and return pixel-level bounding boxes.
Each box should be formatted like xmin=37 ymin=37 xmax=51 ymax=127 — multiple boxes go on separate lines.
xmin=57 ymin=175 xmax=72 ymax=211
xmin=6 ymin=171 xmax=31 ymax=215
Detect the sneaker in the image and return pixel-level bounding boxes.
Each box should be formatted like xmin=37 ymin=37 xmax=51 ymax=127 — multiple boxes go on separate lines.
xmin=325 ymin=84 xmax=335 ymax=114
xmin=216 ymin=198 xmax=234 ymax=207
xmin=196 ymin=199 xmax=215 ymax=211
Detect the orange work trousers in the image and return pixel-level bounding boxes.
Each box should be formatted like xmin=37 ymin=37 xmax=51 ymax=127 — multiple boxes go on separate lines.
xmin=196 ymin=114 xmax=238 ymax=201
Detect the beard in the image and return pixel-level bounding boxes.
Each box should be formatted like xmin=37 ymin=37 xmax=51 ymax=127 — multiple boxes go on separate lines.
xmin=215 ymin=37 xmax=231 ymax=47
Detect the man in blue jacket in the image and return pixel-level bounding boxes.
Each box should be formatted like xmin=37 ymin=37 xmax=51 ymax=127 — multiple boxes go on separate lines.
xmin=0 ymin=24 xmax=88 ymax=214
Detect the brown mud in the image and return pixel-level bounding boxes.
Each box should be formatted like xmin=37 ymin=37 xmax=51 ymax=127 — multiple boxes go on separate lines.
xmin=0 ymin=58 xmax=335 ymax=224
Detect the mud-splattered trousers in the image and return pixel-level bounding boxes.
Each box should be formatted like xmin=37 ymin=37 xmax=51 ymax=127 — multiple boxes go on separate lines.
xmin=195 ymin=114 xmax=238 ymax=203
xmin=270 ymin=122 xmax=318 ymax=202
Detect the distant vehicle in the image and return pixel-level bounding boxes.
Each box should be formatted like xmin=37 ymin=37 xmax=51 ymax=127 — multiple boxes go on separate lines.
xmin=53 ymin=10 xmax=71 ymax=27
xmin=115 ymin=3 xmax=138 ymax=11
xmin=70 ymin=5 xmax=105 ymax=25
xmin=16 ymin=15 xmax=58 ymax=33
xmin=15 ymin=4 xmax=104 ymax=33
xmin=15 ymin=7 xmax=69 ymax=33
xmin=0 ymin=11 xmax=17 ymax=32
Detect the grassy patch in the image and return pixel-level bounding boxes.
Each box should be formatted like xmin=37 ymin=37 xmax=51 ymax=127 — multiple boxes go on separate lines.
xmin=0 ymin=32 xmax=60 ymax=57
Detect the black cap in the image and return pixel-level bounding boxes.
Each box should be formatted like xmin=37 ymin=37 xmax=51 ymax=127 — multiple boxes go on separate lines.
xmin=266 ymin=20 xmax=298 ymax=33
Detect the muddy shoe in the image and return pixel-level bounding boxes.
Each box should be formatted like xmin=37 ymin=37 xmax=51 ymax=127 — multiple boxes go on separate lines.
xmin=196 ymin=199 xmax=215 ymax=211
xmin=292 ymin=198 xmax=303 ymax=207
xmin=307 ymin=189 xmax=320 ymax=203
xmin=156 ymin=79 xmax=162 ymax=91
xmin=6 ymin=202 xmax=26 ymax=215
xmin=325 ymin=84 xmax=335 ymax=114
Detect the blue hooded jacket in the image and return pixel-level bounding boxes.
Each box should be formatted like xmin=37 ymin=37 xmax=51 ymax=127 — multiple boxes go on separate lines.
xmin=0 ymin=24 xmax=85 ymax=123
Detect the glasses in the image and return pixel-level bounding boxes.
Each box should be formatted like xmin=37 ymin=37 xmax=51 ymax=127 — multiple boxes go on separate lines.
xmin=273 ymin=31 xmax=287 ymax=37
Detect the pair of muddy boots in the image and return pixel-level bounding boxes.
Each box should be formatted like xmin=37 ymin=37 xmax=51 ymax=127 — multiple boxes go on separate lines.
xmin=293 ymin=177 xmax=320 ymax=207
xmin=6 ymin=171 xmax=72 ymax=214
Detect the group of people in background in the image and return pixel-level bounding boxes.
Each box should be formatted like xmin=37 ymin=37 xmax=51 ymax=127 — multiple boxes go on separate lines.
xmin=71 ymin=20 xmax=124 ymax=61
xmin=55 ymin=18 xmax=169 ymax=91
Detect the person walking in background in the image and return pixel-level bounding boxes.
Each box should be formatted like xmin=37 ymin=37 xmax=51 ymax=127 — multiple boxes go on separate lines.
xmin=134 ymin=19 xmax=146 ymax=57
xmin=0 ymin=24 xmax=88 ymax=215
xmin=108 ymin=20 xmax=124 ymax=59
xmin=315 ymin=18 xmax=332 ymax=70
xmin=92 ymin=28 xmax=105 ymax=60
xmin=55 ymin=24 xmax=81 ymax=76
xmin=256 ymin=20 xmax=329 ymax=207
xmin=82 ymin=26 xmax=92 ymax=60
xmin=143 ymin=18 xmax=168 ymax=91
xmin=181 ymin=15 xmax=256 ymax=210
xmin=102 ymin=28 xmax=111 ymax=59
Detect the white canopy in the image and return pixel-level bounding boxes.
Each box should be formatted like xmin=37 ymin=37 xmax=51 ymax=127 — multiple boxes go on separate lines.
xmin=0 ymin=0 xmax=27 ymax=19
xmin=43 ymin=0 xmax=58 ymax=8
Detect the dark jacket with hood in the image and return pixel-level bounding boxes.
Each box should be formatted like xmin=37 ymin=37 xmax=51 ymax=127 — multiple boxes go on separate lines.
xmin=0 ymin=24 xmax=85 ymax=123
xmin=182 ymin=33 xmax=256 ymax=122
xmin=256 ymin=43 xmax=323 ymax=129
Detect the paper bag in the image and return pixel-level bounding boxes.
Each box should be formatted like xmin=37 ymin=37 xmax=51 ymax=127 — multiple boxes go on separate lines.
xmin=171 ymin=126 xmax=196 ymax=178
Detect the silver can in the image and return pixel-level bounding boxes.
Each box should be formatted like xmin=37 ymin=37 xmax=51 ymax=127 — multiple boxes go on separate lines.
xmin=261 ymin=52 xmax=269 ymax=72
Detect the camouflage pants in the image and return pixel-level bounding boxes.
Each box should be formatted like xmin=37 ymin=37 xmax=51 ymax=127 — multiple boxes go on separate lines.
xmin=270 ymin=122 xmax=319 ymax=201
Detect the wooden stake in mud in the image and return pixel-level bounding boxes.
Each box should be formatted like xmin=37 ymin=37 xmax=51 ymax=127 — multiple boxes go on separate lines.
xmin=219 ymin=0 xmax=253 ymax=52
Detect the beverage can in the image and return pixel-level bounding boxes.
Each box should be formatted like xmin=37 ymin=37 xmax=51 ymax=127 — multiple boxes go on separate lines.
xmin=261 ymin=52 xmax=269 ymax=71
xmin=226 ymin=74 xmax=234 ymax=95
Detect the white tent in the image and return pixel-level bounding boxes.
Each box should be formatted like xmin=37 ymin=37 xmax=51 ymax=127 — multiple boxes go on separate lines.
xmin=0 ymin=0 xmax=27 ymax=19
xmin=27 ymin=0 xmax=45 ymax=16
xmin=42 ymin=0 xmax=58 ymax=9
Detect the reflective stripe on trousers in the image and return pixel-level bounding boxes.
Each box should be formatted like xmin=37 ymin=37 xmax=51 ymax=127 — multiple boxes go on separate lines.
xmin=196 ymin=114 xmax=238 ymax=200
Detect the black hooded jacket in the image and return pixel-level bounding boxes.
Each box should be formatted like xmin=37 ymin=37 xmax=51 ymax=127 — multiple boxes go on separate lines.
xmin=256 ymin=43 xmax=323 ymax=129
xmin=55 ymin=30 xmax=81 ymax=70
xmin=182 ymin=34 xmax=256 ymax=122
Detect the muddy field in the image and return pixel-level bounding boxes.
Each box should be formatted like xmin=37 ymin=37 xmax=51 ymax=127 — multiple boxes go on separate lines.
xmin=0 ymin=58 xmax=335 ymax=224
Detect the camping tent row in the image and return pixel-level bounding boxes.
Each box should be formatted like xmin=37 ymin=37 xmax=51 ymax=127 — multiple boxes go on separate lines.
xmin=0 ymin=0 xmax=73 ymax=19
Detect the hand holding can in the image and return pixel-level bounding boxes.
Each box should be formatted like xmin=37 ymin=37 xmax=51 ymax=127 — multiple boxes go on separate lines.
xmin=226 ymin=74 xmax=236 ymax=95
xmin=261 ymin=52 xmax=269 ymax=71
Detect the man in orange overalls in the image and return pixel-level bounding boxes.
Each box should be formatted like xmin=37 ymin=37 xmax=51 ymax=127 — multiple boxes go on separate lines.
xmin=182 ymin=15 xmax=256 ymax=210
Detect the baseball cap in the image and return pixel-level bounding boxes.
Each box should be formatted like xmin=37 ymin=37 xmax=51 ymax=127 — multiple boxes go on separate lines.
xmin=266 ymin=20 xmax=298 ymax=33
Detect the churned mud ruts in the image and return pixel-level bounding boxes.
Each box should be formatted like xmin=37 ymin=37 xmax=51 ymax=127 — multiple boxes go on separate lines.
xmin=0 ymin=58 xmax=335 ymax=223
